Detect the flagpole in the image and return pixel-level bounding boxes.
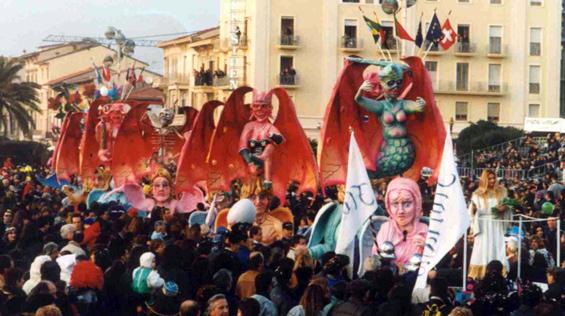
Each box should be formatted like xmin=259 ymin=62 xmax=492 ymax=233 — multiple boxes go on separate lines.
xmin=423 ymin=10 xmax=452 ymax=61
xmin=373 ymin=11 xmax=393 ymax=61
xmin=392 ymin=14 xmax=401 ymax=59
xmin=359 ymin=6 xmax=388 ymax=61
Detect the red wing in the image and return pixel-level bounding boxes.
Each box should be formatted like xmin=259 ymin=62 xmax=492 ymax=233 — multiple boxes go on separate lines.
xmin=207 ymin=86 xmax=253 ymax=193
xmin=176 ymin=101 xmax=223 ymax=193
xmin=52 ymin=112 xmax=71 ymax=173
xmin=271 ymin=88 xmax=319 ymax=202
xmin=402 ymin=56 xmax=446 ymax=183
xmin=79 ymin=98 xmax=108 ymax=183
xmin=111 ymin=104 xmax=153 ymax=186
xmin=55 ymin=113 xmax=84 ymax=181
xmin=319 ymin=59 xmax=381 ymax=189
xmin=168 ymin=107 xmax=199 ymax=158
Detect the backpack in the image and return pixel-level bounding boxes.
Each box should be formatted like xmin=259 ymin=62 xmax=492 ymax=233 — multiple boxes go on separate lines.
xmin=132 ymin=267 xmax=152 ymax=294
xmin=422 ymin=303 xmax=445 ymax=316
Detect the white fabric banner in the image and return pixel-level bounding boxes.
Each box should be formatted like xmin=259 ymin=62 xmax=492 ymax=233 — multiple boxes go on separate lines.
xmin=335 ymin=132 xmax=377 ymax=256
xmin=414 ymin=133 xmax=471 ymax=291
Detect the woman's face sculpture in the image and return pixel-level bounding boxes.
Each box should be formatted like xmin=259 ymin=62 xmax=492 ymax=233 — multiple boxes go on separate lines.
xmin=152 ymin=176 xmax=172 ymax=204
xmin=389 ymin=190 xmax=416 ymax=228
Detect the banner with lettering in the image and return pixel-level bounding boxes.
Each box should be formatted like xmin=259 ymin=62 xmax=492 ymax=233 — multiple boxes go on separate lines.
xmin=413 ymin=133 xmax=471 ymax=291
xmin=335 ymin=132 xmax=377 ymax=257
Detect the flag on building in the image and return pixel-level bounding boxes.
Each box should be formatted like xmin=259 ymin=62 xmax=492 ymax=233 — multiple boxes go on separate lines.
xmin=363 ymin=15 xmax=385 ymax=44
xmin=413 ymin=133 xmax=471 ymax=292
xmin=425 ymin=13 xmax=443 ymax=44
xmin=439 ymin=18 xmax=458 ymax=50
xmin=394 ymin=15 xmax=414 ymax=42
xmin=335 ymin=132 xmax=377 ymax=259
xmin=415 ymin=16 xmax=424 ymax=48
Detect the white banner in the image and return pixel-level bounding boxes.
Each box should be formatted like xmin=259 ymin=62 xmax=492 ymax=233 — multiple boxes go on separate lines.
xmin=414 ymin=133 xmax=471 ymax=291
xmin=335 ymin=132 xmax=377 ymax=257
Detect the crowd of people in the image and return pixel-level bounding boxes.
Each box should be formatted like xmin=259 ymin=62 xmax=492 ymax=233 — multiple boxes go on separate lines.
xmin=469 ymin=133 xmax=564 ymax=178
xmin=0 ymin=136 xmax=563 ymax=316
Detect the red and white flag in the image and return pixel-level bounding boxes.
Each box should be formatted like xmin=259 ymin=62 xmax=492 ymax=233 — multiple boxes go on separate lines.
xmin=439 ymin=18 xmax=457 ymax=50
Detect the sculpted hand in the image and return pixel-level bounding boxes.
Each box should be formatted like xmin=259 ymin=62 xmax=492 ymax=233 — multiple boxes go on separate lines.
xmin=414 ymin=97 xmax=426 ymax=111
xmin=413 ymin=235 xmax=426 ymax=248
xmin=360 ymin=80 xmax=374 ymax=92
xmin=248 ymin=163 xmax=258 ymax=174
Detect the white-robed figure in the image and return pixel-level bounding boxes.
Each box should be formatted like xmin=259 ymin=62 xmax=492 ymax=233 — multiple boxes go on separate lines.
xmin=468 ymin=169 xmax=511 ymax=280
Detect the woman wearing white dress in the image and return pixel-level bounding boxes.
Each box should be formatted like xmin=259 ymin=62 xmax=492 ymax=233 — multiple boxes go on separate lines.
xmin=468 ymin=170 xmax=511 ymax=280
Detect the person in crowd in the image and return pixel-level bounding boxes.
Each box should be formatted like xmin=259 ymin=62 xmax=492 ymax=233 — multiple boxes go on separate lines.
xmin=236 ymin=251 xmax=264 ymax=299
xmin=253 ymin=191 xmax=283 ymax=245
xmin=287 ymin=283 xmax=327 ymax=316
xmin=237 ymin=297 xmax=261 ymax=316
xmin=180 ymin=300 xmax=201 ymax=316
xmin=251 ymin=271 xmax=278 ymax=316
xmin=469 ymin=170 xmax=511 ymax=280
xmin=207 ymin=293 xmax=230 ymax=316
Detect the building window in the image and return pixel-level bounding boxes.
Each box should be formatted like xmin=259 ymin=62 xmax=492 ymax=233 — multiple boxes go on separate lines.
xmin=488 ymin=26 xmax=502 ymax=54
xmin=342 ymin=0 xmax=360 ymax=3
xmin=455 ymin=102 xmax=468 ymax=121
xmin=456 ymin=63 xmax=469 ymax=91
xmin=280 ymin=56 xmax=296 ymax=85
xmin=491 ymin=0 xmax=502 ymax=4
xmin=529 ymin=27 xmax=541 ymax=56
xmin=530 ymin=0 xmax=542 ymax=6
xmin=425 ymin=61 xmax=438 ymax=89
xmin=459 ymin=0 xmax=470 ymax=3
xmin=487 ymin=103 xmax=500 ymax=122
xmin=457 ymin=25 xmax=471 ymax=52
xmin=488 ymin=64 xmax=501 ymax=92
xmin=343 ymin=19 xmax=358 ymax=48
xmin=528 ymin=104 xmax=540 ymax=117
xmin=281 ymin=17 xmax=296 ymax=45
xmin=529 ymin=65 xmax=540 ymax=94
xmin=382 ymin=21 xmax=395 ymax=50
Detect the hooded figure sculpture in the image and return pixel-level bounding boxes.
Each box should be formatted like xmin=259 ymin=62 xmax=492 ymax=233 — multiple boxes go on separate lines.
xmin=375 ymin=177 xmax=428 ymax=266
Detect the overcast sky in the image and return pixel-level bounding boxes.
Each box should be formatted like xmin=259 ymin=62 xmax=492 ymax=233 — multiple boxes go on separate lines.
xmin=0 ymin=0 xmax=220 ymax=72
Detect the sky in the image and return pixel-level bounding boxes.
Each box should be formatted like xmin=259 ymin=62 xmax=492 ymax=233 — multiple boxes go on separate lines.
xmin=0 ymin=0 xmax=221 ymax=72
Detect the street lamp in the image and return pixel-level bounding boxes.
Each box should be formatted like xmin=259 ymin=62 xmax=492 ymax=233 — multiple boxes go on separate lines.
xmin=103 ymin=26 xmax=135 ymax=83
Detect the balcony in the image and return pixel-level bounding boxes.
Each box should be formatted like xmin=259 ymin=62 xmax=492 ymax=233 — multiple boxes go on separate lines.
xmin=161 ymin=72 xmax=190 ymax=87
xmin=434 ymin=80 xmax=506 ymax=96
xmin=213 ymin=76 xmax=229 ymax=87
xmin=277 ymin=35 xmax=300 ymax=50
xmin=487 ymin=43 xmax=507 ymax=58
xmin=278 ymin=74 xmax=299 ymax=88
xmin=454 ymin=42 xmax=477 ymax=56
xmin=339 ymin=36 xmax=364 ymax=52
xmin=219 ymin=34 xmax=248 ymax=51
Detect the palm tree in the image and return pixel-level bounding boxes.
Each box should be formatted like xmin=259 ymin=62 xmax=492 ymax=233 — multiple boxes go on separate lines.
xmin=0 ymin=56 xmax=41 ymax=138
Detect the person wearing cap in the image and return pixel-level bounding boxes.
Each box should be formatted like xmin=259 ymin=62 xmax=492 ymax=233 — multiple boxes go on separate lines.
xmin=253 ymin=191 xmax=283 ymax=245
xmin=151 ymin=220 xmax=167 ymax=241
xmin=132 ymin=252 xmax=165 ymax=296
xmin=146 ymin=281 xmax=182 ymax=316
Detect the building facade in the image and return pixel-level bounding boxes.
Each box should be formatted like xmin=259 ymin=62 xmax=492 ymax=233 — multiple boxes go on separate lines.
xmin=17 ymin=42 xmax=161 ymax=142
xmin=159 ymin=0 xmax=562 ymax=138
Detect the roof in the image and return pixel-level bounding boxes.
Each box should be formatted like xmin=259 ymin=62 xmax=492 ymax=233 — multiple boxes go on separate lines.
xmin=126 ymin=86 xmax=164 ymax=102
xmin=158 ymin=26 xmax=219 ymax=48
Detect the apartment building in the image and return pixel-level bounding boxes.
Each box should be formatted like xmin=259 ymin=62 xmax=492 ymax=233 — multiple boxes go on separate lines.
xmin=17 ymin=42 xmax=161 ymax=141
xmin=159 ymin=0 xmax=562 ymax=138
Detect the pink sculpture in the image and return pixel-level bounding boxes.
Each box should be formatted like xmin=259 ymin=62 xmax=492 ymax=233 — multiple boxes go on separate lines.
xmin=375 ymin=177 xmax=428 ymax=266
xmin=94 ymin=102 xmax=130 ymax=164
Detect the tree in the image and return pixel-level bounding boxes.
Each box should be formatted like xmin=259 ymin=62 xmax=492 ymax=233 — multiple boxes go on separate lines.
xmin=0 ymin=56 xmax=41 ymax=138
xmin=456 ymin=120 xmax=523 ymax=155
